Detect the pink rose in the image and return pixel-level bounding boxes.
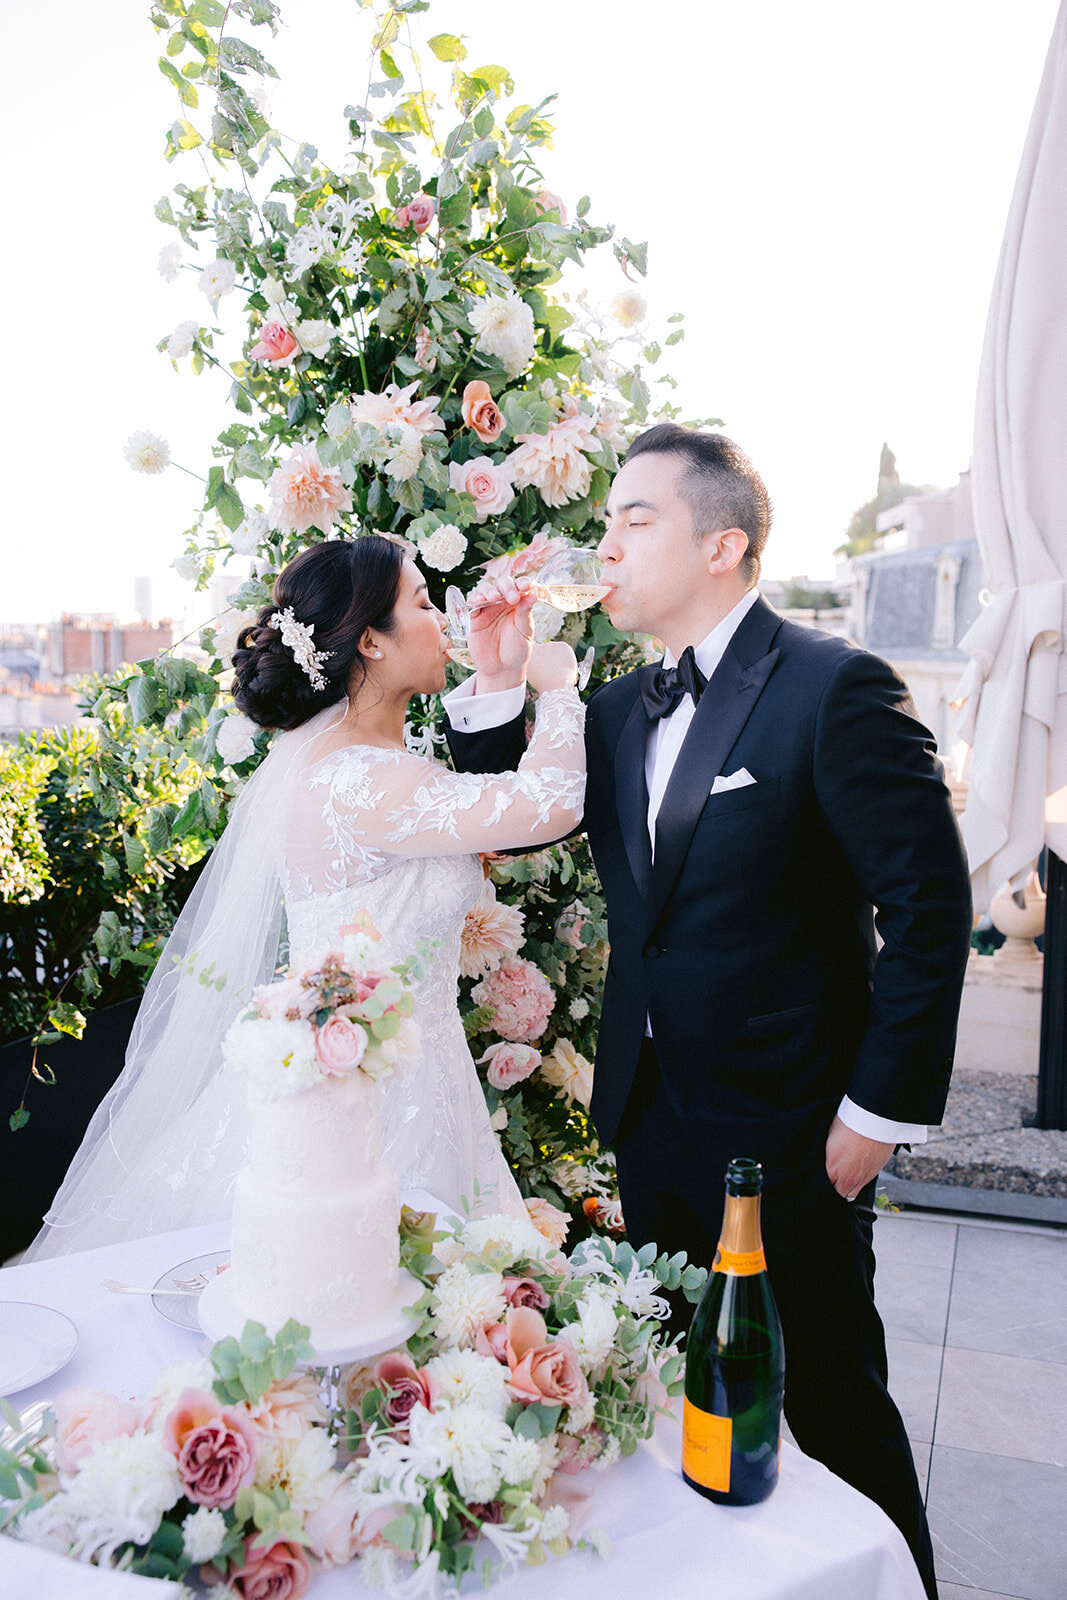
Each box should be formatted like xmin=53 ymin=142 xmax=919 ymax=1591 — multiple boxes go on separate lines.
xmin=534 ymin=188 xmax=567 ymax=222
xmin=414 ymin=327 xmax=436 ymax=372
xmin=249 ymin=322 xmax=298 ymax=365
xmin=396 ymin=192 xmax=435 ymax=234
xmin=470 ymin=956 xmax=554 ymax=1042
xmin=525 ymin=1196 xmax=571 ymax=1248
xmin=505 ymin=1308 xmax=590 ymax=1410
xmin=461 ymin=380 xmax=505 ymax=445
xmin=206 ymin=1538 xmax=311 ymax=1600
xmin=304 ymin=1478 xmax=363 ymax=1567
xmin=475 ymin=1320 xmax=510 ymax=1363
xmin=163 ymin=1387 xmax=259 ymax=1509
xmin=54 ymin=1387 xmax=141 ymax=1474
xmin=374 ymin=1352 xmax=440 ymax=1432
xmin=314 ymin=1015 xmax=367 ymax=1076
xmin=478 ymin=1041 xmax=540 ymax=1091
xmin=448 ymin=456 xmax=515 ymax=524
xmin=502 ymin=1275 xmax=550 ymax=1310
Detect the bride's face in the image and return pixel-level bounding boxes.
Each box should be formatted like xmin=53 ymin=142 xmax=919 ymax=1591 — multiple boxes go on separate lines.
xmin=382 ymin=559 xmax=449 ymax=692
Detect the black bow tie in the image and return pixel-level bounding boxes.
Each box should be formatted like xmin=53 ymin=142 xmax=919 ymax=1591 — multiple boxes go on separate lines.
xmin=639 ymin=645 xmax=707 ymax=721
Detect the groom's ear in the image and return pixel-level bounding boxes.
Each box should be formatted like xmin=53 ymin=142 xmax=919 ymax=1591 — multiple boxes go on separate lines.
xmin=705 ymin=527 xmax=749 ymax=577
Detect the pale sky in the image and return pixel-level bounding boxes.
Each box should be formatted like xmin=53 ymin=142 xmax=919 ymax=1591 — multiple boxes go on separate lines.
xmin=2 ymin=0 xmax=1059 ymax=626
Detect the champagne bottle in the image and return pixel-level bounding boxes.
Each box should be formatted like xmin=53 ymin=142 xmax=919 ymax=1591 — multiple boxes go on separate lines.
xmin=682 ymin=1157 xmax=785 ymax=1505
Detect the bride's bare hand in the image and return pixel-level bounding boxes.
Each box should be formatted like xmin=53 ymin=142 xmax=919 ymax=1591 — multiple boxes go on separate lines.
xmin=527 ymin=641 xmax=578 ymax=694
xmin=468 ymin=577 xmax=535 ymax=683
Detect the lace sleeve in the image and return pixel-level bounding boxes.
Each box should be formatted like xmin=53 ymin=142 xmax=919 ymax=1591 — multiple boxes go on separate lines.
xmin=323 ymin=688 xmax=585 ymax=858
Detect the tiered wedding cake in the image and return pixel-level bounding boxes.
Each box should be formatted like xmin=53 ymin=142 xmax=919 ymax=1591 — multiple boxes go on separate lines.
xmin=229 ymin=1067 xmax=400 ymax=1341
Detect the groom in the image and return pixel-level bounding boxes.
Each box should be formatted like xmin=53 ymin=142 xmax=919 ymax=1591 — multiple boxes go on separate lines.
xmin=445 ymin=424 xmax=971 ymax=1598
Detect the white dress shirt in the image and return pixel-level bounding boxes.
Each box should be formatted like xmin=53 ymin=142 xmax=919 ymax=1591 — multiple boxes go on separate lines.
xmin=444 ymin=607 xmax=927 ymax=1148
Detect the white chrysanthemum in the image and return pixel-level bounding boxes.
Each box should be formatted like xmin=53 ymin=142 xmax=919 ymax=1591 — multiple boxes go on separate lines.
xmin=565 ymin=1394 xmax=596 ymax=1434
xmin=431 ymin=1263 xmax=507 ymax=1348
xmin=158 ymin=241 xmax=182 ymax=282
xmin=417 ymin=523 xmax=467 ymax=573
xmin=591 ymin=1434 xmax=621 ymax=1472
xmin=408 ymin=1404 xmax=512 ymax=1504
xmin=171 ymin=553 xmax=200 ymax=583
xmin=166 ymin=320 xmax=199 ymax=360
xmin=424 ymin=1348 xmax=509 ymax=1415
xmin=558 ymin=1285 xmax=618 ymax=1373
xmin=222 ymin=1015 xmax=320 ymax=1097
xmin=142 ymin=1358 xmax=214 ymax=1428
xmin=200 ymin=257 xmax=237 ymax=304
xmin=539 ymin=1504 xmax=569 ymax=1542
xmin=532 ymin=1434 xmax=560 ymax=1498
xmin=215 ymin=711 xmax=259 ymax=767
xmin=497 ymin=1434 xmax=541 ymax=1487
xmin=229 ymin=507 xmax=271 ymax=555
xmin=124 ymin=430 xmax=171 ymax=475
xmin=469 ymin=290 xmax=536 ymax=378
xmin=254 ymin=1427 xmax=337 ymax=1517
xmin=568 ymin=996 xmax=590 ymax=1021
xmin=181 ymin=1505 xmax=227 ymax=1563
xmin=295 ymin=318 xmax=333 ymax=358
xmin=458 ymin=1213 xmax=547 ymax=1265
xmin=62 ymin=1431 xmax=182 ymax=1555
xmin=610 ymin=289 xmax=646 ymax=328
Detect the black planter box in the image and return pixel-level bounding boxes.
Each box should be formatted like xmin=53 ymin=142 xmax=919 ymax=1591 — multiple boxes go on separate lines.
xmin=0 ymin=998 xmax=139 ymax=1263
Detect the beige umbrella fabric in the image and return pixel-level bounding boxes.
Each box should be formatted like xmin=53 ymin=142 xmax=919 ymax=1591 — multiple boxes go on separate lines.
xmin=955 ymin=1 xmax=1067 ymax=913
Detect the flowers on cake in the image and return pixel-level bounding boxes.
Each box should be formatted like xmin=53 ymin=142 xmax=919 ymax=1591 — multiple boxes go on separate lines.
xmin=1 ymin=1217 xmax=706 ymax=1596
xmin=221 ymin=920 xmax=422 ymax=1099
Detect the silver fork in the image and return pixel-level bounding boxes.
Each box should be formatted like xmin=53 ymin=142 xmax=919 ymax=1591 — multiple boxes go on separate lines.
xmin=101 ymin=1276 xmax=205 ymax=1297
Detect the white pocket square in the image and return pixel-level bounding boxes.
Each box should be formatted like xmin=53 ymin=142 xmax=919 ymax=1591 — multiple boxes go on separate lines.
xmin=711 ymin=767 xmax=756 ymax=795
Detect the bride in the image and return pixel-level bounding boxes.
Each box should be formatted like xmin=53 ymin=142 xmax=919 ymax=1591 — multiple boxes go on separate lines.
xmin=25 ymin=536 xmax=583 ymax=1259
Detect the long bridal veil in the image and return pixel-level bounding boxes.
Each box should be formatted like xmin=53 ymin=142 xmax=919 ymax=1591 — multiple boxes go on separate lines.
xmin=22 ymin=702 xmax=350 ymax=1261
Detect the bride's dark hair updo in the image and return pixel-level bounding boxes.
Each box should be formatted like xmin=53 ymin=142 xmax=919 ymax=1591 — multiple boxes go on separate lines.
xmin=232 ymin=536 xmax=406 ymax=731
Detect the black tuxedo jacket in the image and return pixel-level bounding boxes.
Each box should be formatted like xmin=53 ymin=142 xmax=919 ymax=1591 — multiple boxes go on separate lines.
xmin=448 ymin=597 xmax=973 ymax=1185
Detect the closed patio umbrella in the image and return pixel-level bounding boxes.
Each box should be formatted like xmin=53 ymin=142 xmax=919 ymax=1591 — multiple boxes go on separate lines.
xmin=955 ymin=2 xmax=1067 ymax=1123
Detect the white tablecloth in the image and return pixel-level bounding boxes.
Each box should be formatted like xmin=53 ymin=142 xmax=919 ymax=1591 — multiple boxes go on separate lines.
xmin=0 ymin=1221 xmax=926 ymax=1600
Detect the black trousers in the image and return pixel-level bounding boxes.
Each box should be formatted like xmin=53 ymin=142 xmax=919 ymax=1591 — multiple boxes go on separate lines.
xmin=613 ymin=1039 xmax=937 ymax=1600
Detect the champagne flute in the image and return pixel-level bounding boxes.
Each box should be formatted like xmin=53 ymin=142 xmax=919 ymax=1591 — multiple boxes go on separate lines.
xmin=527 ymin=545 xmax=610 ymax=614
xmin=444 ymin=585 xmax=474 ymax=670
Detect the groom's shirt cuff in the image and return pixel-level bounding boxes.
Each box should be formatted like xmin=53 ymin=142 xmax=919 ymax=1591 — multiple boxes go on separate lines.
xmin=837 ymin=1096 xmax=928 ymax=1146
xmin=443 ymin=677 xmax=526 ymax=732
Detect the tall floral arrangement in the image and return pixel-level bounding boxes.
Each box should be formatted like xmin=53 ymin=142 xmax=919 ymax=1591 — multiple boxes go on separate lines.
xmin=8 ymin=0 xmax=719 ymax=1228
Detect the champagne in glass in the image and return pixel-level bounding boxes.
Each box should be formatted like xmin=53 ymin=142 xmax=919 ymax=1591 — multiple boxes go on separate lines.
xmin=682 ymin=1157 xmax=785 ymax=1505
xmin=444 ymin=585 xmax=474 ymax=670
xmin=528 ymin=546 xmax=610 ymax=613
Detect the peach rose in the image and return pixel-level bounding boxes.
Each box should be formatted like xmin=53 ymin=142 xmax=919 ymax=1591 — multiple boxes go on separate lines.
xmin=505 ymin=1307 xmax=590 ymax=1410
xmin=163 ymin=1387 xmax=259 ymax=1509
xmin=525 ymin=1196 xmax=571 ymax=1247
xmin=448 ymin=456 xmax=515 ymax=523
xmin=475 ymin=1320 xmax=510 ymax=1363
xmin=535 ymin=188 xmax=567 ymax=221
xmin=314 ymin=1015 xmax=367 ymax=1076
xmin=336 ymin=1361 xmax=379 ymax=1412
xmin=502 ymin=1275 xmax=550 ymax=1310
xmin=461 ymin=380 xmax=505 ymax=445
xmin=249 ymin=322 xmax=298 ymax=365
xmin=54 ymin=1387 xmax=141 ymax=1474
xmin=206 ymin=1537 xmax=311 ymax=1599
xmin=478 ymin=1041 xmax=540 ymax=1091
xmin=397 ymin=192 xmax=435 ymax=234
xmin=374 ymin=1352 xmax=440 ymax=1431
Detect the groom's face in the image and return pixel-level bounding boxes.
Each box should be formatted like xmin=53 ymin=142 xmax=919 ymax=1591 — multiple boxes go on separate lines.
xmin=597 ymin=452 xmax=715 ymax=640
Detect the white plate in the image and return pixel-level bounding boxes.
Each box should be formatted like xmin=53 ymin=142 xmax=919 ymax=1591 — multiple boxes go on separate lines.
xmin=0 ymin=1302 xmax=78 ymax=1396
xmin=151 ymin=1250 xmax=231 ymax=1331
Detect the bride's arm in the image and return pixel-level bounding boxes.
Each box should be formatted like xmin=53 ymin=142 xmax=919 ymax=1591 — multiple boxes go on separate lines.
xmin=329 ymin=687 xmax=585 ymax=858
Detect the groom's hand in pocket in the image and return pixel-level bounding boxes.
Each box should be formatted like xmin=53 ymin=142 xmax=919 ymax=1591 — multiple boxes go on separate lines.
xmin=824 ymin=1116 xmax=895 ymax=1202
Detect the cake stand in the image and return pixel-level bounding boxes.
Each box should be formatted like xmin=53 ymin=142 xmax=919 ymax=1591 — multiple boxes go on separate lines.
xmin=198 ymin=1266 xmax=423 ymax=1366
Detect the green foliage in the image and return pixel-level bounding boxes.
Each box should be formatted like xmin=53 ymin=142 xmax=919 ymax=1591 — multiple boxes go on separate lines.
xmin=210 ymin=1317 xmax=315 ymax=1406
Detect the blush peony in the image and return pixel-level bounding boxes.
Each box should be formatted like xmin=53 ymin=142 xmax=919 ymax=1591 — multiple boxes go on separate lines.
xmin=470 ymin=956 xmax=554 ymax=1042
xmin=448 ymin=456 xmax=515 ymax=523
xmin=267 ymin=443 xmax=353 ymax=535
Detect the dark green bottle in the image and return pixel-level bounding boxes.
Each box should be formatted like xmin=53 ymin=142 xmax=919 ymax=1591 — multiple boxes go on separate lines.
xmin=682 ymin=1157 xmax=785 ymax=1504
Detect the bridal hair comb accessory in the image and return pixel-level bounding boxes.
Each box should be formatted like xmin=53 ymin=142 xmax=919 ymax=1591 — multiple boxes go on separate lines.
xmin=269 ymin=606 xmax=333 ymax=690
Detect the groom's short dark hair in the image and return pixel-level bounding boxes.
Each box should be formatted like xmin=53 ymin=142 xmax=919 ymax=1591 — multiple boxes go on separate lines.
xmin=625 ymin=425 xmax=772 ymax=583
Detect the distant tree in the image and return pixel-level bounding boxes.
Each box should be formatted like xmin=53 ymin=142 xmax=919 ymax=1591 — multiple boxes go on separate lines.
xmin=782 ymin=582 xmax=843 ymax=611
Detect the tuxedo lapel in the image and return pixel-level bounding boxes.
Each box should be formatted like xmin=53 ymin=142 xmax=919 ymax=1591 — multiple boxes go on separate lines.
xmin=614 ymin=688 xmax=654 ymax=901
xmin=646 ymin=600 xmax=782 ymax=931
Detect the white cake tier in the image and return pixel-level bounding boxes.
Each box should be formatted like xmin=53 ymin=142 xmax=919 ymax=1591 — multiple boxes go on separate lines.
xmin=230 ymin=1162 xmax=400 ymax=1338
xmin=245 ymin=1068 xmax=381 ymax=1192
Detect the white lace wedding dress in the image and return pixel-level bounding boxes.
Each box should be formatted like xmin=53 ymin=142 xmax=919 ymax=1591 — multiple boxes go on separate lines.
xmin=25 ymin=688 xmax=585 ymax=1258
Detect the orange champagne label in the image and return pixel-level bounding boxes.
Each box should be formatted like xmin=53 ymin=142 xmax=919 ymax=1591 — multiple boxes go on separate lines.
xmin=682 ymin=1397 xmax=732 ymax=1492
xmin=713 ymin=1245 xmax=767 ymax=1276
